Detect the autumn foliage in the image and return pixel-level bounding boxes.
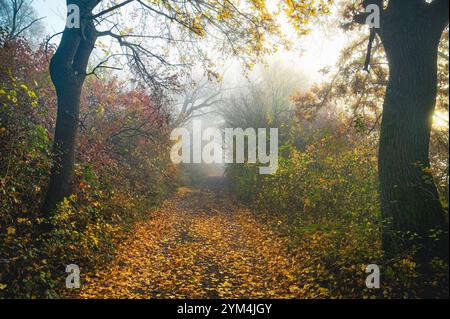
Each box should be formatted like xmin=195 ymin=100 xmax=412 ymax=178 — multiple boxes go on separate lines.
xmin=0 ymin=32 xmax=178 ymax=297
xmin=0 ymin=0 xmax=448 ymax=300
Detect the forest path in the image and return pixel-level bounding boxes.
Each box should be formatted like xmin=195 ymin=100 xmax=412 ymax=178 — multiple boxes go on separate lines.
xmin=76 ymin=177 xmax=307 ymax=298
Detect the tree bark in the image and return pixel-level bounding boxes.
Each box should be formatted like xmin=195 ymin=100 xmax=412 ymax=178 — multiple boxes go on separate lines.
xmin=41 ymin=2 xmax=97 ymax=216
xmin=378 ymin=2 xmax=449 ymax=262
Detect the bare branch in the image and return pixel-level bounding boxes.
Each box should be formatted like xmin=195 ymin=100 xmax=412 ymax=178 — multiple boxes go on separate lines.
xmin=93 ymin=0 xmax=135 ymax=19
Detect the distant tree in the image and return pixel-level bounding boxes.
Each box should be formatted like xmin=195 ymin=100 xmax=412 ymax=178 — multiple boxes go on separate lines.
xmin=0 ymin=0 xmax=43 ymax=41
xmin=172 ymin=77 xmax=223 ymax=127
xmin=220 ymin=63 xmax=303 ymax=130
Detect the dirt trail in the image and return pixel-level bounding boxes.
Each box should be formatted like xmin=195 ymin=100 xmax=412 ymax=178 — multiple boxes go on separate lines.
xmin=76 ymin=177 xmax=307 ymax=298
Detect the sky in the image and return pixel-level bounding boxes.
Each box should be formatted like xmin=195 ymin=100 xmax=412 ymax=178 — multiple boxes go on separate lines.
xmin=32 ymin=0 xmax=350 ymax=85
xmin=33 ymin=0 xmax=66 ymax=34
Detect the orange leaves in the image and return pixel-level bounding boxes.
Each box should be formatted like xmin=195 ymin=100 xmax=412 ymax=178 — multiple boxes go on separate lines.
xmin=72 ymin=186 xmax=314 ymax=299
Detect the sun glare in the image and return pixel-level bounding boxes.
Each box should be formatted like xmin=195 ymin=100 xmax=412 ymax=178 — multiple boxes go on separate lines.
xmin=433 ymin=110 xmax=449 ymax=130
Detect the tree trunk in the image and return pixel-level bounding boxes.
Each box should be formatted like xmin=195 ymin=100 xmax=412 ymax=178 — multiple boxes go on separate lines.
xmin=379 ymin=8 xmax=448 ymax=262
xmin=41 ymin=8 xmax=97 ymax=216
xmin=41 ymin=61 xmax=83 ymax=214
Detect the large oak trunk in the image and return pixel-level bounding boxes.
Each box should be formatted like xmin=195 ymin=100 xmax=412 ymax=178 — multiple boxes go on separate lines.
xmin=379 ymin=12 xmax=448 ymax=262
xmin=41 ymin=61 xmax=83 ymax=214
xmin=41 ymin=11 xmax=97 ymax=215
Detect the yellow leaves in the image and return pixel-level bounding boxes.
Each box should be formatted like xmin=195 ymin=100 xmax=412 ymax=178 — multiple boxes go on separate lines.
xmin=289 ymin=285 xmax=299 ymax=293
xmin=216 ymin=7 xmax=231 ymax=20
xmin=17 ymin=218 xmax=31 ymax=225
xmin=5 ymin=226 xmax=17 ymax=242
xmin=280 ymin=0 xmax=332 ymax=35
xmin=318 ymin=287 xmax=329 ymax=295
xmin=399 ymin=258 xmax=416 ymax=270
xmin=190 ymin=14 xmax=206 ymax=37
xmin=0 ymin=80 xmax=39 ymax=107
xmin=74 ymin=186 xmax=308 ymax=299
xmin=6 ymin=226 xmax=16 ymax=236
xmin=303 ymin=197 xmax=311 ymax=207
xmin=0 ymin=283 xmax=7 ymax=290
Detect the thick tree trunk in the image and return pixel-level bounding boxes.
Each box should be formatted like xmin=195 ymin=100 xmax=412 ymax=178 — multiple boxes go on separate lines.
xmin=41 ymin=7 xmax=97 ymax=215
xmin=41 ymin=60 xmax=83 ymax=214
xmin=379 ymin=11 xmax=448 ymax=262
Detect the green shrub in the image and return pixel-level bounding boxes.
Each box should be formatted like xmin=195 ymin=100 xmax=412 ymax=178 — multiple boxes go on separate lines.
xmin=226 ymin=131 xmax=448 ymax=298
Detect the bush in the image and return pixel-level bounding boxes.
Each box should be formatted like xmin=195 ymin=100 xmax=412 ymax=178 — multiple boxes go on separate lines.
xmin=0 ymin=35 xmax=179 ymax=298
xmin=226 ymin=126 xmax=448 ymax=298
